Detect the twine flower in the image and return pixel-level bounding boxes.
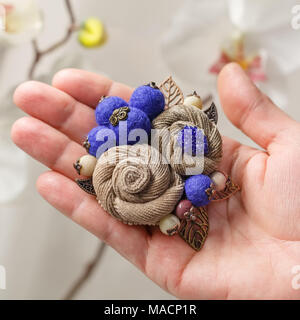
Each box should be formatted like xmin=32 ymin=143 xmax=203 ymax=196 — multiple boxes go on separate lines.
xmin=152 ymin=104 xmax=222 ymax=176
xmin=92 ymin=144 xmax=184 ymax=225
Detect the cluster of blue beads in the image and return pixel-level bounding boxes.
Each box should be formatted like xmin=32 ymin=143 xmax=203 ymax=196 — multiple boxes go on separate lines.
xmin=86 ymin=85 xmax=165 ymax=158
xmin=181 ymin=127 xmax=212 ymax=207
xmin=176 ymin=123 xmax=212 ymax=206
xmin=176 ymin=126 xmax=211 ymax=207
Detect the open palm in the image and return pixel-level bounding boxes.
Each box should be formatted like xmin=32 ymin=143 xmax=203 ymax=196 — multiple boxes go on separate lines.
xmin=12 ymin=63 xmax=300 ymax=299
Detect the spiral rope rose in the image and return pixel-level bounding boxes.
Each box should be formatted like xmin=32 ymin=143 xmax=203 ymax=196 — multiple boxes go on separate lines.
xmin=92 ymin=144 xmax=184 ymax=225
xmin=152 ymin=104 xmax=222 ymax=175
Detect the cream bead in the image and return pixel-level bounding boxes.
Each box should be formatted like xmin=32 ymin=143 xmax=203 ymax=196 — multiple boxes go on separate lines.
xmin=159 ymin=214 xmax=181 ymax=236
xmin=184 ymin=95 xmax=203 ymax=110
xmin=210 ymin=171 xmax=227 ymax=191
xmin=74 ymin=155 xmax=97 ymax=177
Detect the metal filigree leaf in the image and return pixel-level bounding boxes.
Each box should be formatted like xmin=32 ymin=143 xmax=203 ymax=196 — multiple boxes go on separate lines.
xmin=76 ymin=178 xmax=96 ymax=196
xmin=159 ymin=76 xmax=184 ymax=109
xmin=204 ymin=102 xmax=218 ymax=124
xmin=179 ymin=206 xmax=209 ymax=251
xmin=207 ymin=175 xmax=240 ymax=202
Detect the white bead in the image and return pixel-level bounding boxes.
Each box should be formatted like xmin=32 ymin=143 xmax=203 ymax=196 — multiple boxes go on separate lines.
xmin=159 ymin=214 xmax=180 ymax=236
xmin=210 ymin=171 xmax=227 ymax=191
xmin=78 ymin=155 xmax=97 ymax=176
xmin=184 ymin=95 xmax=203 ymax=109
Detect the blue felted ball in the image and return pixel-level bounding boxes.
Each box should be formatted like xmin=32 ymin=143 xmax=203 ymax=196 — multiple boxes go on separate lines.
xmin=129 ymin=85 xmax=165 ymax=121
xmin=95 ymin=96 xmax=128 ymax=125
xmin=177 ymin=125 xmax=209 ymax=156
xmin=185 ymin=174 xmax=212 ymax=207
xmin=87 ymin=125 xmax=115 ymax=157
xmin=109 ymin=107 xmax=151 ymax=145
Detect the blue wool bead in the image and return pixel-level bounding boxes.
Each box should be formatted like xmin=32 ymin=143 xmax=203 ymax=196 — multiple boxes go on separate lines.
xmin=109 ymin=107 xmax=151 ymax=145
xmin=185 ymin=174 xmax=212 ymax=207
xmin=87 ymin=125 xmax=111 ymax=157
xmin=129 ymin=85 xmax=165 ymax=121
xmin=177 ymin=126 xmax=209 ymax=156
xmin=95 ymin=96 xmax=128 ymax=125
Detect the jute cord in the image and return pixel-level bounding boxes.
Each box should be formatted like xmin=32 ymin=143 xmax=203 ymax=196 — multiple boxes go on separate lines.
xmin=93 ymin=144 xmax=184 ymax=225
xmin=152 ymin=104 xmax=222 ymax=176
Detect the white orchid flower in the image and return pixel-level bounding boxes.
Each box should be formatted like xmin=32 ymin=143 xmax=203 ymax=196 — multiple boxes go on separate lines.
xmin=0 ymin=0 xmax=42 ymax=45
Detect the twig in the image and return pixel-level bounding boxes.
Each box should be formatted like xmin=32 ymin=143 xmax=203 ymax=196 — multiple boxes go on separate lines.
xmin=65 ymin=0 xmax=76 ymax=25
xmin=28 ymin=0 xmax=78 ymax=79
xmin=63 ymin=242 xmax=107 ymax=300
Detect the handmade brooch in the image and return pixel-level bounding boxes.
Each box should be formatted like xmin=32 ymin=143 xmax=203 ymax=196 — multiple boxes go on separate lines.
xmin=73 ymin=76 xmax=240 ymax=251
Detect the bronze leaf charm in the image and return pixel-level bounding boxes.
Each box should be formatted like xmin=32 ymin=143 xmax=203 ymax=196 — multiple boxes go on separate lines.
xmin=206 ymin=175 xmax=240 ymax=202
xmin=204 ymin=102 xmax=218 ymax=124
xmin=159 ymin=76 xmax=184 ymax=109
xmin=109 ymin=106 xmax=130 ymax=126
xmin=179 ymin=206 xmax=209 ymax=251
xmin=76 ymin=177 xmax=96 ymax=196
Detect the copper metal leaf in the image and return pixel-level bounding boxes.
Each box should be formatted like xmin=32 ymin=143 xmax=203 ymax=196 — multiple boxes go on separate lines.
xmin=179 ymin=206 xmax=209 ymax=251
xmin=76 ymin=177 xmax=96 ymax=196
xmin=159 ymin=76 xmax=184 ymax=109
xmin=204 ymin=102 xmax=218 ymax=124
xmin=208 ymin=175 xmax=240 ymax=202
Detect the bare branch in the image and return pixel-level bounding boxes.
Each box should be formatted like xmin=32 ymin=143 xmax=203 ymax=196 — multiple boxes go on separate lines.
xmin=63 ymin=242 xmax=107 ymax=300
xmin=28 ymin=0 xmax=78 ymax=79
xmin=65 ymin=0 xmax=76 ymax=25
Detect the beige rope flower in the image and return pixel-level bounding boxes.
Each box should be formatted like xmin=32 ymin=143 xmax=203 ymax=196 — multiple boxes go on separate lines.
xmin=93 ymin=144 xmax=184 ymax=225
xmin=152 ymin=104 xmax=222 ymax=176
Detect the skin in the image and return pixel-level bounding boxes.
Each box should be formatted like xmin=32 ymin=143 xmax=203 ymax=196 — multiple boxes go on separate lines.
xmin=11 ymin=63 xmax=300 ymax=299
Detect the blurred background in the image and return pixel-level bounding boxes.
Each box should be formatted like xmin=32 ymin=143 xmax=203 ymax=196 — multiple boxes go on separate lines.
xmin=0 ymin=0 xmax=299 ymax=299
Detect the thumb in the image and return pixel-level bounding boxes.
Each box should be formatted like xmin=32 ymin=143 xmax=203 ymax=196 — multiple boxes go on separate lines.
xmin=218 ymin=63 xmax=298 ymax=152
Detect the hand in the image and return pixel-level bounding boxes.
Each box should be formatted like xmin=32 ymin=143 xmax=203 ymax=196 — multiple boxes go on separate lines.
xmin=11 ymin=63 xmax=300 ymax=299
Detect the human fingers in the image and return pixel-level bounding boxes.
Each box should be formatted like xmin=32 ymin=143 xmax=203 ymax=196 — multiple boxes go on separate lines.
xmin=218 ymin=63 xmax=299 ymax=152
xmin=52 ymin=68 xmax=133 ymax=108
xmin=11 ymin=116 xmax=84 ymax=180
xmin=13 ymin=81 xmax=96 ymax=144
xmin=36 ymin=170 xmax=149 ymax=270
